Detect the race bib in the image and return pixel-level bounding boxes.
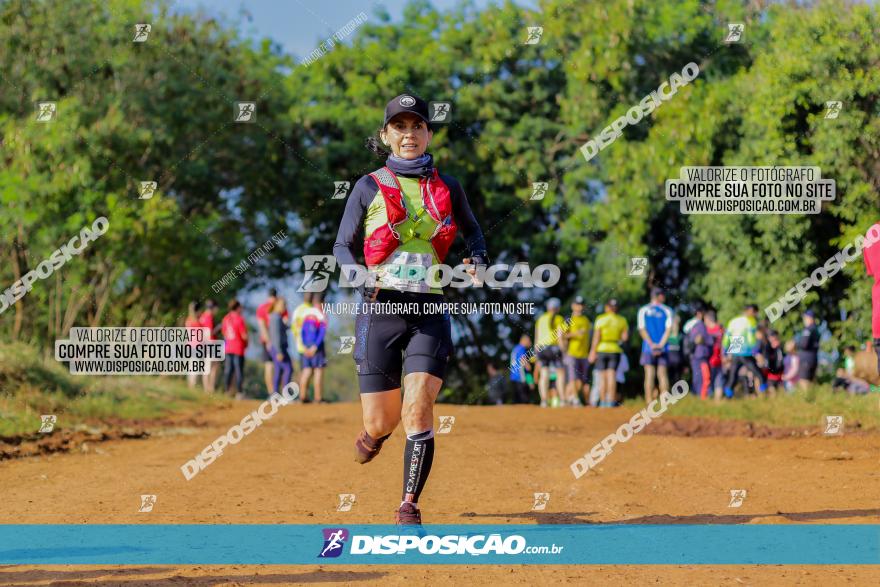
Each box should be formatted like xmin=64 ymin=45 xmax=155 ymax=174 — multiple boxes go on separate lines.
xmin=372 ymin=251 xmax=434 ymax=293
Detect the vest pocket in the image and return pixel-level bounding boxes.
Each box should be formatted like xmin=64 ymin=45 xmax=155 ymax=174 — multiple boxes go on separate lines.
xmin=364 ymin=223 xmax=401 ymax=265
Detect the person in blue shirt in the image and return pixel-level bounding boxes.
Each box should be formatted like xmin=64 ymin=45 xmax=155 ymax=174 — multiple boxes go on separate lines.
xmin=637 ymin=287 xmax=674 ymax=403
xmin=508 ymin=334 xmax=533 ymax=404
xmin=299 ymin=292 xmax=328 ymax=403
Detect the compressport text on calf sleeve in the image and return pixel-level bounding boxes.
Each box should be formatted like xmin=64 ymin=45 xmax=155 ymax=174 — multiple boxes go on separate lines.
xmin=402 ymin=429 xmax=435 ymax=504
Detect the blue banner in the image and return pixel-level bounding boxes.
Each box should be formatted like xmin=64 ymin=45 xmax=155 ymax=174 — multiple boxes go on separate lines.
xmin=0 ymin=525 xmax=877 ymax=565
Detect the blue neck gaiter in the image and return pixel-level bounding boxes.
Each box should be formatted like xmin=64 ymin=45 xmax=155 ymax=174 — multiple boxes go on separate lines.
xmin=387 ymin=153 xmax=434 ymax=177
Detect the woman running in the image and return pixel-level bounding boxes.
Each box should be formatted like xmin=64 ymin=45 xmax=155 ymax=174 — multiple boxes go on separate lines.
xmin=333 ymin=93 xmax=488 ymax=525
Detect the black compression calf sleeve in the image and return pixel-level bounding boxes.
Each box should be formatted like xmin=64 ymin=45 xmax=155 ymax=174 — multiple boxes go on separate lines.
xmin=402 ymin=429 xmax=435 ymax=504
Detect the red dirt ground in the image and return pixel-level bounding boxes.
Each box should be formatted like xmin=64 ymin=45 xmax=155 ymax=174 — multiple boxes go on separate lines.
xmin=1 ymin=402 xmax=878 ymax=585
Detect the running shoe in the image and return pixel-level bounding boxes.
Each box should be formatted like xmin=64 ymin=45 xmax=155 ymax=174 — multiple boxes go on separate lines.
xmin=550 ymin=397 xmax=560 ymax=408
xmin=540 ymin=400 xmax=547 ymax=408
xmin=354 ymin=430 xmax=388 ymax=464
xmin=395 ymin=502 xmax=422 ymax=525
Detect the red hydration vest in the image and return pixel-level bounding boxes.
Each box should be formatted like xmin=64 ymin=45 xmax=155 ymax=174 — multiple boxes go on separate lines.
xmin=363 ymin=166 xmax=458 ymax=266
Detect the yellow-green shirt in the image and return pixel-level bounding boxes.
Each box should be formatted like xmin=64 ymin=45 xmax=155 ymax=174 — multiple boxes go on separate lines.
xmin=291 ymin=302 xmax=312 ymax=354
xmin=594 ymin=312 xmax=628 ymax=353
xmin=364 ymin=176 xmax=442 ymax=294
xmin=567 ymin=314 xmax=592 ymax=358
xmin=535 ymin=312 xmax=567 ymax=347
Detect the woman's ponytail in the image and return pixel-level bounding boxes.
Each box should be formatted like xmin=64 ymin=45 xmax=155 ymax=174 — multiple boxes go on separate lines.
xmin=365 ymin=126 xmax=389 ymax=158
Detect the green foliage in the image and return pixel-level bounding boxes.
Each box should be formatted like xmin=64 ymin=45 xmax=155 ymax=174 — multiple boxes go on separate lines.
xmin=0 ymin=0 xmax=292 ymax=343
xmin=624 ymin=385 xmax=880 ymax=430
xmin=1 ymin=0 xmax=878 ymax=403
xmin=0 ymin=342 xmax=224 ymax=436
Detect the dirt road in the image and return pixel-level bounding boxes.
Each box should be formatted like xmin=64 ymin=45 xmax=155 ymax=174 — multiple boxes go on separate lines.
xmin=1 ymin=402 xmax=879 ymax=585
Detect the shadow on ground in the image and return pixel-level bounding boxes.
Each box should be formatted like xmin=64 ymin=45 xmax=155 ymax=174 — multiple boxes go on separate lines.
xmin=0 ymin=566 xmax=386 ymax=585
xmin=461 ymin=507 xmax=880 ymax=524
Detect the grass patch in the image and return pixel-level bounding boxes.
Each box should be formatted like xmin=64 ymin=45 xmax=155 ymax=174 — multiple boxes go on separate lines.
xmin=0 ymin=343 xmax=227 ymax=437
xmin=622 ymin=385 xmax=880 ymax=429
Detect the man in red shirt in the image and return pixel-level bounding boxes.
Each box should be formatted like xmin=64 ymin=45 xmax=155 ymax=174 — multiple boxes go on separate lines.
xmin=222 ymin=299 xmax=249 ymax=399
xmin=863 ymin=222 xmax=880 ymax=370
xmin=256 ymin=288 xmax=289 ymax=396
xmin=199 ymin=299 xmax=220 ymax=392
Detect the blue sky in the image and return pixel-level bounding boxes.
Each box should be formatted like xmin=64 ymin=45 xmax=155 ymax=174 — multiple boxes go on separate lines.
xmin=173 ymin=0 xmax=537 ymax=58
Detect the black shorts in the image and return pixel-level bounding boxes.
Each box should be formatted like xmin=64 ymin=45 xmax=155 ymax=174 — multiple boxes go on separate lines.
xmin=874 ymin=339 xmax=880 ymax=372
xmin=797 ymin=352 xmax=818 ymax=381
xmin=537 ymin=347 xmax=563 ymax=369
xmin=595 ymin=352 xmax=621 ymax=371
xmin=565 ymin=356 xmax=591 ymax=383
xmin=261 ymin=343 xmax=272 ymax=362
xmin=354 ymin=290 xmax=452 ymax=393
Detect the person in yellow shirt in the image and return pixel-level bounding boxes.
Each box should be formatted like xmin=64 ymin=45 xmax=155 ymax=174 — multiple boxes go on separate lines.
xmin=534 ymin=297 xmax=569 ymax=407
xmin=563 ymin=295 xmax=592 ymax=407
xmin=589 ymin=298 xmax=629 ymax=407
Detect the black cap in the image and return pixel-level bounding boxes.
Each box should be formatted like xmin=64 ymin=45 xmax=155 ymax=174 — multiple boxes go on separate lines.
xmin=384 ymin=94 xmax=430 ymax=126
xmin=651 ymin=287 xmax=664 ymax=298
